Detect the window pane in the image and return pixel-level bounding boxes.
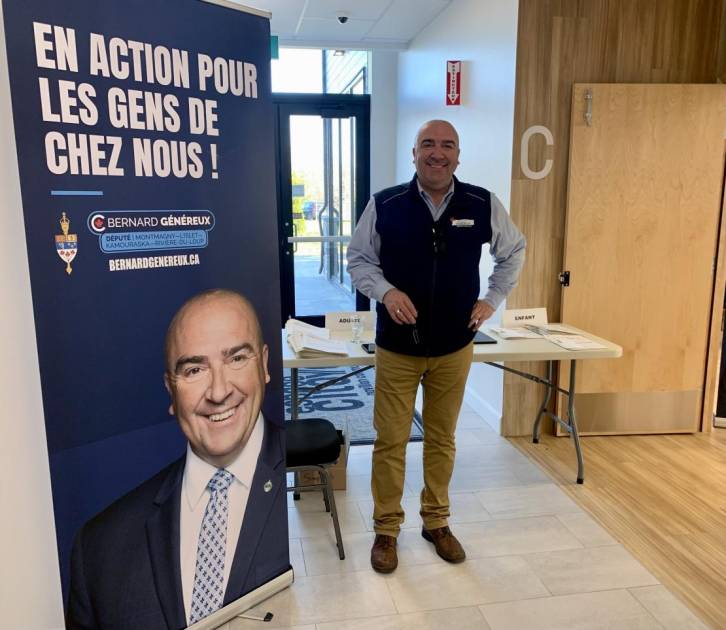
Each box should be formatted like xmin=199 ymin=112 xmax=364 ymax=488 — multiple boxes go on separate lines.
xmin=289 ymin=115 xmax=356 ymax=315
xmin=272 ymin=48 xmax=322 ymax=93
xmin=324 ymin=50 xmax=369 ymax=94
xmin=272 ymin=48 xmax=369 ymax=95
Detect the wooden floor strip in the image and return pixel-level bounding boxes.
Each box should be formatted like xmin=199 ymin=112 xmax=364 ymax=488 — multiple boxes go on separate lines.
xmin=510 ymin=430 xmax=726 ymax=630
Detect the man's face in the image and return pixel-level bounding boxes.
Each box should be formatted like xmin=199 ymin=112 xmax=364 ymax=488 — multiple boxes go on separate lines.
xmin=413 ymin=121 xmax=460 ymax=194
xmin=164 ymin=296 xmax=270 ymax=468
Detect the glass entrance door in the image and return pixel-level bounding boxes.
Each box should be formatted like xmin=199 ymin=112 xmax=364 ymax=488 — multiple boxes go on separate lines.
xmin=275 ymin=94 xmax=370 ymax=325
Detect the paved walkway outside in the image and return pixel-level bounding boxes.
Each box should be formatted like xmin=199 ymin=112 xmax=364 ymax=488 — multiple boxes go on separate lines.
xmin=294 ymin=253 xmax=355 ymax=316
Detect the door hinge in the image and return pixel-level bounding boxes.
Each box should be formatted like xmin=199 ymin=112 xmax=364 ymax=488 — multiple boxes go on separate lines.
xmin=559 ymin=270 xmax=570 ymax=287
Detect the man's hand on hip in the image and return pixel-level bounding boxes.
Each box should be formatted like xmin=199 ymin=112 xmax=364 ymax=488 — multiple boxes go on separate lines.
xmin=469 ymin=300 xmax=494 ymax=330
xmin=383 ymin=288 xmax=418 ymax=325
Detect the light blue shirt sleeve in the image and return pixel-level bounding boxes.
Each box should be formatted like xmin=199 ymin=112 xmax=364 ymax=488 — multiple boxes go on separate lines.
xmin=346 ymin=197 xmax=396 ymax=303
xmin=483 ymin=194 xmax=526 ymax=310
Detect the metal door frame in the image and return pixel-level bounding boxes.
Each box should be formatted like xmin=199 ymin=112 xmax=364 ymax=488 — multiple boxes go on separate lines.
xmin=274 ymin=93 xmax=370 ymax=326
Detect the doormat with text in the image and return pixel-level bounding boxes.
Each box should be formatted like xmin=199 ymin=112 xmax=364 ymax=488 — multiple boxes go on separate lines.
xmin=284 ymin=366 xmax=423 ymax=445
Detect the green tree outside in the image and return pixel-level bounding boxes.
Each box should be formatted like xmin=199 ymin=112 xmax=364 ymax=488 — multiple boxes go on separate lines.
xmin=292 ymin=170 xmax=307 ymax=236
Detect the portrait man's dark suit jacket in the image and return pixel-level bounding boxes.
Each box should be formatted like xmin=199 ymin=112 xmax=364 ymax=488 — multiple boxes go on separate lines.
xmin=66 ymin=419 xmax=289 ymax=630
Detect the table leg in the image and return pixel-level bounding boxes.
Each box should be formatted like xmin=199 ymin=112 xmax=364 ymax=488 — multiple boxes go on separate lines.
xmin=567 ymin=360 xmax=585 ymax=484
xmin=533 ymin=360 xmax=554 ymax=444
xmin=291 ymin=367 xmax=299 ymax=421
xmin=290 ymin=367 xmax=300 ymax=499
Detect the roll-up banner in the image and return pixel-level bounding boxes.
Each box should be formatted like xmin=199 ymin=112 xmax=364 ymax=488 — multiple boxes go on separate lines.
xmin=2 ymin=0 xmax=289 ymax=626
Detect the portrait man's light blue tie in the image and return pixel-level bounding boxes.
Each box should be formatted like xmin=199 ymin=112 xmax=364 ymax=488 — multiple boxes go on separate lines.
xmin=189 ymin=468 xmax=235 ymax=624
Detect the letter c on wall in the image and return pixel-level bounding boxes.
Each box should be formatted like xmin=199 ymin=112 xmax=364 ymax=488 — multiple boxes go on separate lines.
xmin=521 ymin=125 xmax=553 ymax=180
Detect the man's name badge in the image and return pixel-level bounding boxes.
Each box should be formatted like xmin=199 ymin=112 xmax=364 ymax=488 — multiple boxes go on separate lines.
xmin=451 ymin=218 xmax=474 ymax=227
xmin=264 ymin=480 xmax=273 ymax=493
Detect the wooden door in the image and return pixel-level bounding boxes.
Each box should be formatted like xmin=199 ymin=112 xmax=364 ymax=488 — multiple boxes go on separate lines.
xmin=559 ymin=84 xmax=726 ymax=434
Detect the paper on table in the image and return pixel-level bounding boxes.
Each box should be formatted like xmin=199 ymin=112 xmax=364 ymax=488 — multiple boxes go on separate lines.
xmin=540 ymin=324 xmax=578 ymax=334
xmin=523 ymin=324 xmax=578 ymax=336
xmin=491 ymin=323 xmax=580 ymax=340
xmin=287 ymin=332 xmax=348 ymax=357
xmin=285 ymin=318 xmax=330 ymax=339
xmin=545 ymin=334 xmax=607 ymax=351
xmin=285 ymin=318 xmax=347 ymax=357
xmin=489 ymin=326 xmax=542 ymax=340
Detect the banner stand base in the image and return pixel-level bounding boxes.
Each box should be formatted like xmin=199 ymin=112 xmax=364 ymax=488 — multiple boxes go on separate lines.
xmin=188 ymin=568 xmax=294 ymax=630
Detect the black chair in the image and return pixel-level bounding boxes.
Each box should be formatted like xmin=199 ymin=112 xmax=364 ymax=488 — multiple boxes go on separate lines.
xmin=285 ymin=418 xmax=345 ymax=560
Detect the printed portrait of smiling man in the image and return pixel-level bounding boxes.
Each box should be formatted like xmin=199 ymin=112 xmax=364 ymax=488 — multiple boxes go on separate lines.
xmin=67 ymin=289 xmax=289 ymax=630
xmin=165 ymin=290 xmax=270 ymax=468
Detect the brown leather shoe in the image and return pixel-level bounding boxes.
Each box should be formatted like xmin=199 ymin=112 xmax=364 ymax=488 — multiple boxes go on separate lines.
xmin=370 ymin=534 xmax=398 ymax=573
xmin=421 ymin=526 xmax=466 ymax=563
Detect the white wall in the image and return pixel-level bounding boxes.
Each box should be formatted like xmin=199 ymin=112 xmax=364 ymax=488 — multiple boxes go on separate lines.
xmin=0 ymin=6 xmax=66 ymax=629
xmin=396 ymin=0 xmax=519 ymax=431
xmin=369 ymin=50 xmax=399 ymax=194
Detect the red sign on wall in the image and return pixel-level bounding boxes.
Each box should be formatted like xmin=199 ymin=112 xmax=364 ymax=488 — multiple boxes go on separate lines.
xmin=446 ymin=60 xmax=461 ymax=106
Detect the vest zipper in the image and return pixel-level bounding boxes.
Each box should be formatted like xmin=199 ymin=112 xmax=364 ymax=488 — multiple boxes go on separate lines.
xmin=426 ymin=225 xmax=440 ymax=355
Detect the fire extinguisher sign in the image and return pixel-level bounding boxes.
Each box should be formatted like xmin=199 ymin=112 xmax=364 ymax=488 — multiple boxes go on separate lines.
xmin=446 ymin=60 xmax=461 ymax=106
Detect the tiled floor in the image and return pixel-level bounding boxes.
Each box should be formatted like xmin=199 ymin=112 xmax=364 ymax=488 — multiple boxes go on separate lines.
xmin=227 ymin=404 xmax=710 ymax=630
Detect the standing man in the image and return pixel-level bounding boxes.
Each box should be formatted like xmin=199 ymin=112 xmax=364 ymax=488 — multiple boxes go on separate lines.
xmin=67 ymin=289 xmax=288 ymax=629
xmin=347 ymin=120 xmax=525 ymax=573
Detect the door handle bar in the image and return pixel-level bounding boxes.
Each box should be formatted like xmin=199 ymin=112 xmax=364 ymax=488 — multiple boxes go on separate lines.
xmin=287 ymin=236 xmax=351 ymax=243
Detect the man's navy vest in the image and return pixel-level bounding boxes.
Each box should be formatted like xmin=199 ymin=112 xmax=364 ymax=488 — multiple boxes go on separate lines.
xmin=374 ymin=175 xmax=493 ymax=357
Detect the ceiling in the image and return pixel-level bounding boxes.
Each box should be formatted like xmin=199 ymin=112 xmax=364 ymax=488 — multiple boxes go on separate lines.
xmin=236 ymin=0 xmax=453 ymax=49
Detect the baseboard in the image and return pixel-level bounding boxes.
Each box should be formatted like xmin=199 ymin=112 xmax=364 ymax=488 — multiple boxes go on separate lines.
xmin=463 ymin=386 xmax=501 ymax=434
xmin=714 ymin=416 xmax=726 ymax=429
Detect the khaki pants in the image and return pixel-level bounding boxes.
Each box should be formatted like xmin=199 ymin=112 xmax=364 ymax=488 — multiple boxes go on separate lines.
xmin=371 ymin=343 xmax=473 ymax=536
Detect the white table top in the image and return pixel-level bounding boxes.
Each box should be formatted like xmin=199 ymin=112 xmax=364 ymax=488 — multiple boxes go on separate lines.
xmin=281 ymin=325 xmax=622 ymax=368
